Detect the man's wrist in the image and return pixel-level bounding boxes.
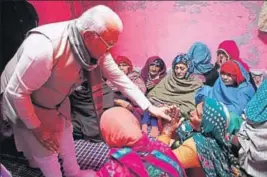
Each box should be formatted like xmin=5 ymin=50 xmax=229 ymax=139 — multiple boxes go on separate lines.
xmin=145 ymin=104 xmax=153 ymax=112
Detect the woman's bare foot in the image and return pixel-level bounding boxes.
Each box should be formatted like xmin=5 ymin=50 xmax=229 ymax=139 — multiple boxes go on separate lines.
xmin=142 ymin=124 xmax=148 ymax=134
xmin=150 ymin=126 xmax=159 ymax=138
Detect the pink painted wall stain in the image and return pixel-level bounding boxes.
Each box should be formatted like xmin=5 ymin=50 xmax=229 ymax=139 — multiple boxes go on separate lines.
xmin=29 ymin=1 xmax=267 ymax=70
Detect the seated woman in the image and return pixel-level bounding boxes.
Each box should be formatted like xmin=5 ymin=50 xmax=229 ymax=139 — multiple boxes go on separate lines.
xmin=231 ymin=80 xmax=267 ymax=177
xmin=96 ymin=107 xmax=186 ymax=177
xmin=158 ymin=98 xmax=236 ymax=177
xmin=106 ymin=56 xmax=146 ymax=120
xmin=141 ymin=56 xmax=167 ymax=94
xmin=196 ymin=60 xmax=255 ymax=116
xmin=187 ymin=42 xmax=219 ymax=86
xmin=142 ymin=54 xmax=202 ymax=137
xmin=214 ymin=40 xmax=257 ymax=91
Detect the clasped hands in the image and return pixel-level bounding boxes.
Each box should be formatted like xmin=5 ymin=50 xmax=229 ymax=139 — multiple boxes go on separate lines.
xmin=160 ymin=104 xmax=184 ymax=136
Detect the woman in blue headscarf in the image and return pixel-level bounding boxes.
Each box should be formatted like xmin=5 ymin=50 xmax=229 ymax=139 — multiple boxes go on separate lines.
xmin=187 ymin=42 xmax=219 ymax=86
xmin=195 ymin=60 xmax=255 ymax=116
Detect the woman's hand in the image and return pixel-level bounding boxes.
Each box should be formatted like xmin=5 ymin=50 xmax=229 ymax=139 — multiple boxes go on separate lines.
xmin=161 ymin=105 xmax=184 ymax=136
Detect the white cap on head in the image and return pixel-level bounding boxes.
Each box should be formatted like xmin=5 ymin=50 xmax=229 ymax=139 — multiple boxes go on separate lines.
xmin=76 ymin=5 xmax=123 ymax=34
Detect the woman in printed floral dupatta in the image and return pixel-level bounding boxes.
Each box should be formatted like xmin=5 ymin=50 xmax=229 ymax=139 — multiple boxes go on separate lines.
xmin=141 ymin=56 xmax=167 ymax=94
xmin=158 ymin=98 xmax=237 ymax=177
xmin=142 ymin=54 xmax=202 ymax=137
xmin=95 ymin=107 xmax=186 ymax=177
xmin=106 ymin=56 xmax=146 ymax=120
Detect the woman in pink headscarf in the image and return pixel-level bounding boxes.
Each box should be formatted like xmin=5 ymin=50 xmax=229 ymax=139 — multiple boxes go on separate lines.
xmin=215 ymin=40 xmax=257 ymax=90
xmin=96 ymin=107 xmax=186 ymax=177
xmin=216 ymin=40 xmax=249 ymax=71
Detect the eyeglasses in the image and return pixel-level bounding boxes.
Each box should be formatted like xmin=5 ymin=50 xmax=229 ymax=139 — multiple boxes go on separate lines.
xmin=94 ymin=31 xmax=113 ymax=51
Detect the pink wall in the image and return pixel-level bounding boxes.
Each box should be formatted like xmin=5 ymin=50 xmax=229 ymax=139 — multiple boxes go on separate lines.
xmin=29 ymin=1 xmax=267 ymax=69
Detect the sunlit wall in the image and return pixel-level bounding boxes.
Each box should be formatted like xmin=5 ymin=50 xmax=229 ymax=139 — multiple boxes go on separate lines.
xmin=29 ymin=1 xmax=267 ymax=69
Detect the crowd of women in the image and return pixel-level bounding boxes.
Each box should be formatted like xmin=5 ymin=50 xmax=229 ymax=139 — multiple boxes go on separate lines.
xmin=99 ymin=39 xmax=267 ymax=177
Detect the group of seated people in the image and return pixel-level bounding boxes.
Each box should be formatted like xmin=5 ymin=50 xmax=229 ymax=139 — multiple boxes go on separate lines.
xmin=68 ymin=39 xmax=266 ymax=177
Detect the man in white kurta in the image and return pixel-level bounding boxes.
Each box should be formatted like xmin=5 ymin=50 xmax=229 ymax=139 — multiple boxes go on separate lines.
xmin=1 ymin=5 xmax=170 ymax=177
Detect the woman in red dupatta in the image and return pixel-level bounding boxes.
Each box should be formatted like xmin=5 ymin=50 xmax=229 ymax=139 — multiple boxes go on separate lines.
xmin=215 ymin=40 xmax=257 ymax=90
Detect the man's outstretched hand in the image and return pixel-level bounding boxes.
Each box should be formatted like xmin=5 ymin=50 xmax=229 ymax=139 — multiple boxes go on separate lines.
xmin=147 ymin=105 xmax=172 ymax=121
xmin=162 ymin=105 xmax=184 ymax=136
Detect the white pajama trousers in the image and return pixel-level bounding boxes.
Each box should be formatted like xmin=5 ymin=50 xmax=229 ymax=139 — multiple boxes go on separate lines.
xmin=13 ymin=124 xmax=82 ymax=177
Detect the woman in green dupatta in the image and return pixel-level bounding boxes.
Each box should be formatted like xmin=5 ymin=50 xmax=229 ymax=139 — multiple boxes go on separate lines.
xmin=192 ymin=98 xmax=232 ymax=177
xmin=148 ymin=53 xmax=202 ymax=118
xmin=141 ymin=54 xmax=202 ymax=137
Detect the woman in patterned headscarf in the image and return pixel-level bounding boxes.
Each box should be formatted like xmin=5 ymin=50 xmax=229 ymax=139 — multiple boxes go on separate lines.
xmin=158 ymin=98 xmax=234 ymax=177
xmin=142 ymin=54 xmax=202 ymax=137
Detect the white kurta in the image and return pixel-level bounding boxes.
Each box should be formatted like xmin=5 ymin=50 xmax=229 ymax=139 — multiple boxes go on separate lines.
xmin=1 ymin=34 xmax=151 ymax=130
xmin=1 ymin=31 xmax=152 ymax=162
xmin=0 ymin=12 xmax=152 ymax=177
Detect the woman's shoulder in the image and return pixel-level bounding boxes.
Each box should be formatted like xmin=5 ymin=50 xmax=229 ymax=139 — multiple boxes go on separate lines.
xmin=238 ymin=81 xmax=255 ymax=95
xmin=188 ymin=74 xmax=204 ymax=88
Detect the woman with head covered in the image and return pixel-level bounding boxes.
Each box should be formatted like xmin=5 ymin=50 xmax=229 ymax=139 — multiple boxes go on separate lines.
xmin=96 ymin=107 xmax=186 ymax=177
xmin=187 ymin=42 xmax=219 ymax=86
xmin=195 ymin=60 xmax=255 ymax=116
xmin=232 ymin=80 xmax=267 ymax=177
xmin=158 ymin=98 xmax=239 ymax=177
xmin=142 ymin=54 xmax=202 ymax=137
xmin=141 ymin=56 xmax=167 ymax=93
xmin=215 ymin=40 xmax=257 ymax=90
